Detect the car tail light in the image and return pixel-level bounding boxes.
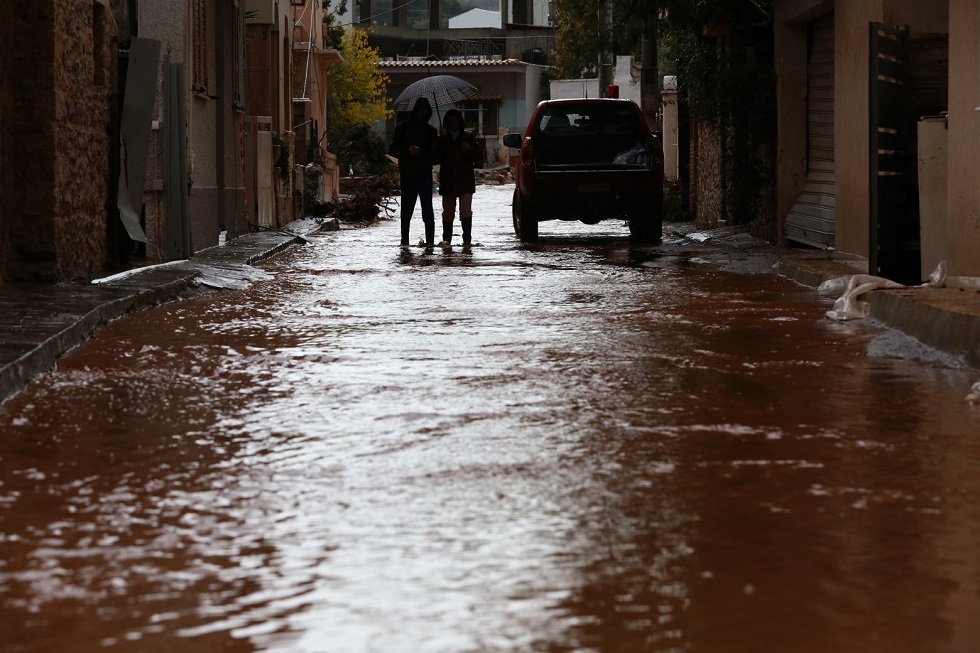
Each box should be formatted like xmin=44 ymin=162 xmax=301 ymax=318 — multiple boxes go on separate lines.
xmin=646 ymin=134 xmax=664 ymax=169
xmin=521 ymin=138 xmax=534 ymax=168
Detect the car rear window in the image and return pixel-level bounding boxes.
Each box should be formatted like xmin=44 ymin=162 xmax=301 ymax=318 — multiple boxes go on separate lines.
xmin=537 ymin=104 xmax=640 ymax=137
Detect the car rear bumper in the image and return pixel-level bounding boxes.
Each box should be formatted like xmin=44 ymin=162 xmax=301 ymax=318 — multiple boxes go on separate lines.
xmin=519 ymin=170 xmax=663 ymax=222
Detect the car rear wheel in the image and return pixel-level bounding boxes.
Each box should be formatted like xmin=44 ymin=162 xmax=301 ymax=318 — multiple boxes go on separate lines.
xmin=629 ymin=219 xmax=659 ymax=242
xmin=629 ymin=197 xmax=664 ymax=243
xmin=512 ymin=190 xmax=539 ymax=242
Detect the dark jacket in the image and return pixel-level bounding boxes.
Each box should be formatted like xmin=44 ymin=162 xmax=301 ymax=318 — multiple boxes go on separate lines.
xmin=435 ymin=109 xmax=481 ymax=196
xmin=388 ymin=99 xmax=438 ymax=177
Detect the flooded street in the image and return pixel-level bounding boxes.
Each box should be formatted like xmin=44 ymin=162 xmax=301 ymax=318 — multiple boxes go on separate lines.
xmin=2 ymin=183 xmax=979 ymax=652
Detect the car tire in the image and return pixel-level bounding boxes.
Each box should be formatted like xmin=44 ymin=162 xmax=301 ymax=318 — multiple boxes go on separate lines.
xmin=513 ymin=190 xmax=539 ymax=242
xmin=629 ymin=196 xmax=664 ymax=243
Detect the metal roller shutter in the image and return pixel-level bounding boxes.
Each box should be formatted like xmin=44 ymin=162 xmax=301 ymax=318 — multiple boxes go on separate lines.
xmin=785 ymin=13 xmax=836 ymax=249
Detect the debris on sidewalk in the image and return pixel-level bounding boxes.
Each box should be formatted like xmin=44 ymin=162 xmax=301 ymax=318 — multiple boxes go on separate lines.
xmin=189 ymin=262 xmax=272 ymax=290
xmin=824 ymin=274 xmax=906 ymax=321
xmin=476 ymin=167 xmax=513 ymax=185
xmin=822 ymin=262 xmax=950 ymax=321
xmin=312 ymin=173 xmax=398 ymax=226
xmin=966 ymin=381 xmax=980 ymax=404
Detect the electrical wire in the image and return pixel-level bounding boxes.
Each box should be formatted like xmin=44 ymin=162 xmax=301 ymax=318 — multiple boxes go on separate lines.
xmin=335 ymin=0 xmax=419 ymax=27
xmin=301 ymin=0 xmax=316 ymax=98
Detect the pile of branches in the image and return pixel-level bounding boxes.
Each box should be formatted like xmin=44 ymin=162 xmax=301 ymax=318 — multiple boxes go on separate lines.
xmin=310 ymin=173 xmax=398 ymax=225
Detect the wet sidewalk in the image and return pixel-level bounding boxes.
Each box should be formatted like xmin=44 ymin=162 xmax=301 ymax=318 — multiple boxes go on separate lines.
xmin=0 ymin=229 xmax=306 ymax=403
xmin=2 ymin=220 xmax=979 ymax=404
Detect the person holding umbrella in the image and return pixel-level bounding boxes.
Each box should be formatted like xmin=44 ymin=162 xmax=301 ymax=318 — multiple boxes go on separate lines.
xmin=434 ymin=109 xmax=481 ymax=247
xmin=388 ymin=97 xmax=438 ymax=247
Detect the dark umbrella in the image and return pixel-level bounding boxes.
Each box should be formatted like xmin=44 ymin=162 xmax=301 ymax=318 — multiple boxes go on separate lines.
xmin=392 ymin=74 xmax=479 ymax=119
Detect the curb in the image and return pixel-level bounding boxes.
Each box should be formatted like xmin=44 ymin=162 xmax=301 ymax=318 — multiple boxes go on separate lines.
xmin=867 ymin=289 xmax=980 ymax=369
xmin=776 ymin=256 xmax=868 ymax=287
xmin=778 ymin=258 xmax=980 ymax=370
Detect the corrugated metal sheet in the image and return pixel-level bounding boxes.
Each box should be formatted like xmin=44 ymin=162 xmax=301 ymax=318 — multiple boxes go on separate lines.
xmin=379 ymin=59 xmax=526 ymax=68
xmin=785 ymin=13 xmax=836 ymax=249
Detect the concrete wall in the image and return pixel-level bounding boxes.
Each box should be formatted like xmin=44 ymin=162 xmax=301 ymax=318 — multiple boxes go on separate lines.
xmin=247 ymin=1 xmax=302 ymax=225
xmin=0 ymin=0 xmax=116 ymax=282
xmin=773 ymin=2 xmax=819 ymax=243
xmin=831 ymin=0 xmax=877 ymax=258
xmin=946 ymin=0 xmax=980 ymax=283
xmin=188 ymin=2 xmax=220 ymax=251
xmin=142 ymin=0 xmax=187 ymax=260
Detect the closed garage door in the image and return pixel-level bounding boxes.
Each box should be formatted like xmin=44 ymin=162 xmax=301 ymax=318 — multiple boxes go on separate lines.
xmin=785 ymin=13 xmax=836 ymax=249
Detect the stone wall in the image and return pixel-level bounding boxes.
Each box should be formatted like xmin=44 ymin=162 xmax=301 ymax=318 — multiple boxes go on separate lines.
xmin=690 ymin=117 xmax=775 ymax=238
xmin=692 ymin=120 xmax=724 ymax=227
xmin=0 ymin=1 xmax=116 ymax=283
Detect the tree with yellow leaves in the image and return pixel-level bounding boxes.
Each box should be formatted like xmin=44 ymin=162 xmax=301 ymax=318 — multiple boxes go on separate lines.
xmin=326 ymin=28 xmax=391 ymax=175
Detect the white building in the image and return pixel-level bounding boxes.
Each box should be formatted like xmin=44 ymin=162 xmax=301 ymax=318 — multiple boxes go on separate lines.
xmin=449 ymin=8 xmax=502 ymax=29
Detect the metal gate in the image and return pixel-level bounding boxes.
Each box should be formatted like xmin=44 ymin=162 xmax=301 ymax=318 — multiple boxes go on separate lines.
xmin=869 ymin=22 xmax=920 ymax=284
xmin=785 ymin=14 xmax=836 ymax=249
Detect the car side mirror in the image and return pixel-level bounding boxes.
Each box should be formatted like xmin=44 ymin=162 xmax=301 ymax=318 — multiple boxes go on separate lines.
xmin=502 ymin=133 xmax=523 ymax=149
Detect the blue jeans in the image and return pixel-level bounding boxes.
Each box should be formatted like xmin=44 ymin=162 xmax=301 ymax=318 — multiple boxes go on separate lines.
xmin=399 ymin=172 xmax=435 ymax=244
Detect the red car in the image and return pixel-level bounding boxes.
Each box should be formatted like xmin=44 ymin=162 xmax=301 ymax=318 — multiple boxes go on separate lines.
xmin=503 ymin=98 xmax=665 ymax=242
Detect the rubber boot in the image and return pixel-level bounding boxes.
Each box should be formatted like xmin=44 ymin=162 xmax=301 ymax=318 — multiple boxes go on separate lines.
xmin=400 ymin=217 xmax=411 ymax=246
xmin=442 ymin=219 xmax=454 ymax=244
xmin=461 ymin=218 xmax=473 ymax=245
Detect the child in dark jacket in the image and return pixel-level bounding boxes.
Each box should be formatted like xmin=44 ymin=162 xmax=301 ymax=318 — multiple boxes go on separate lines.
xmin=434 ymin=109 xmax=482 ymax=246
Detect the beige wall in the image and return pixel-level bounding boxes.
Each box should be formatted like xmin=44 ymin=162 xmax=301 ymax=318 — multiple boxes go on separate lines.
xmin=946 ymin=0 xmax=980 ymax=281
xmin=831 ymin=0 xmax=881 ymax=258
xmin=143 ymin=0 xmax=248 ymax=255
xmin=883 ymin=1 xmax=948 ymax=34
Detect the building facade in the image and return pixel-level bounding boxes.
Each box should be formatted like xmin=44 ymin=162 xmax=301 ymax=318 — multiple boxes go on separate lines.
xmin=775 ymin=0 xmax=978 ymax=286
xmin=0 ymin=0 xmax=345 ymax=284
xmin=141 ymin=0 xmax=248 ymax=259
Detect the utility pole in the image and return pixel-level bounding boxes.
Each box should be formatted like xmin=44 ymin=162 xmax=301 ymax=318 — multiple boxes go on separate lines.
xmin=598 ymin=0 xmax=614 ymax=97
xmin=640 ymin=1 xmax=660 ymax=128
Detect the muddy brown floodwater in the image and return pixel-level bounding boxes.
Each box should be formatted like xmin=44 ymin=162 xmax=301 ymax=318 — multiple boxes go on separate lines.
xmin=1 ymin=184 xmax=979 ymax=653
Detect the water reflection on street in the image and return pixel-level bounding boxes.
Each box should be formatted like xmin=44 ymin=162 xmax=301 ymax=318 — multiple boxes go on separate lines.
xmin=1 ymin=184 xmax=979 ymax=652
